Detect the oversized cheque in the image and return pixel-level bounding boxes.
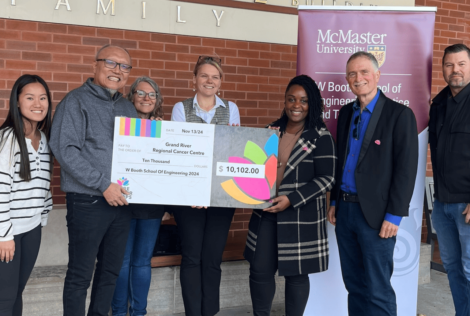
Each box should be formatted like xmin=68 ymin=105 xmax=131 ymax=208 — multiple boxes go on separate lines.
xmin=111 ymin=118 xmax=279 ymax=209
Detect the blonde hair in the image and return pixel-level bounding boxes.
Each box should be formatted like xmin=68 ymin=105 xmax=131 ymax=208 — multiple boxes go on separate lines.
xmin=193 ymin=57 xmax=223 ymax=78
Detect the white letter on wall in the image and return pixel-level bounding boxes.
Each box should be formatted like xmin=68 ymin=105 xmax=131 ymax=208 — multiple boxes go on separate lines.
xmin=177 ymin=6 xmax=186 ymax=23
xmin=55 ymin=0 xmax=71 ymax=11
xmin=11 ymin=0 xmax=15 ymax=5
xmin=142 ymin=1 xmax=146 ymax=19
xmin=212 ymin=10 xmax=224 ymax=27
xmin=97 ymin=0 xmax=115 ymax=15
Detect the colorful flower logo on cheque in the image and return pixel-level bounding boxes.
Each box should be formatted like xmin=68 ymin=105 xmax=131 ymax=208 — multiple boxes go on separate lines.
xmin=221 ymin=134 xmax=278 ymax=205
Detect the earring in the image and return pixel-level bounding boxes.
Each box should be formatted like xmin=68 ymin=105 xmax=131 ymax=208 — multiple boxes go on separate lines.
xmin=218 ymin=90 xmax=221 ymax=96
xmin=193 ymin=88 xmax=195 ymax=92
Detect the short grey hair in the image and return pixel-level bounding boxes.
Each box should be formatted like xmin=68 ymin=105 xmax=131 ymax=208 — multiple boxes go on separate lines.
xmin=127 ymin=76 xmax=164 ymax=118
xmin=95 ymin=44 xmax=132 ymax=64
xmin=346 ymin=51 xmax=379 ymax=71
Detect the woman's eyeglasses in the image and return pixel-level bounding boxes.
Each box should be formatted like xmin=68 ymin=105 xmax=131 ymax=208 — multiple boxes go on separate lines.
xmin=135 ymin=90 xmax=157 ymax=100
xmin=197 ymin=56 xmax=222 ymax=65
xmin=96 ymin=59 xmax=132 ymax=73
xmin=352 ymin=114 xmax=361 ymax=140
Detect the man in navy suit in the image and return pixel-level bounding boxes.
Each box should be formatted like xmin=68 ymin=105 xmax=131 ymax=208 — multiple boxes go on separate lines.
xmin=328 ymin=51 xmax=418 ymax=316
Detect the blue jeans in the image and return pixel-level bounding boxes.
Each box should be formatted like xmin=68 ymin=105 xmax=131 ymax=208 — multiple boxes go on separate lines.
xmin=111 ymin=218 xmax=162 ymax=316
xmin=432 ymin=199 xmax=470 ymax=316
xmin=336 ymin=199 xmax=397 ymax=316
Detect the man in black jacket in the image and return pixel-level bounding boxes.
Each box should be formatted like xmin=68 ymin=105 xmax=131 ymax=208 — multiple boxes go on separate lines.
xmin=429 ymin=43 xmax=470 ymax=316
xmin=328 ymin=52 xmax=418 ymax=316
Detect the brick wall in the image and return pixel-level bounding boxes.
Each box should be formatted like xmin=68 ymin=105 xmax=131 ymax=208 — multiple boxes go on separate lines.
xmin=0 ymin=18 xmax=296 ymax=241
xmin=416 ymin=0 xmax=470 ymax=241
xmin=418 ymin=0 xmax=470 ymax=178
xmin=0 ymin=0 xmax=467 ymax=242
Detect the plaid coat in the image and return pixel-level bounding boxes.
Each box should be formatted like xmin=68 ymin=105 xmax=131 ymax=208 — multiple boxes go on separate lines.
xmin=244 ymin=126 xmax=336 ymax=276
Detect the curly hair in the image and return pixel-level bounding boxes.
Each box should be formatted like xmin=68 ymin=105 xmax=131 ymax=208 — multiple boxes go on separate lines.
xmin=273 ymin=75 xmax=325 ymax=135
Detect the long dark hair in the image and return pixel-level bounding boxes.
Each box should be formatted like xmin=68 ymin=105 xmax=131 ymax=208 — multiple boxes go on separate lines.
xmin=0 ymin=74 xmax=53 ymax=181
xmin=273 ymin=75 xmax=325 ymax=135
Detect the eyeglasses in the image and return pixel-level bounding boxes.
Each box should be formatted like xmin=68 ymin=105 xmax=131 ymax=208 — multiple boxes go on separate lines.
xmin=352 ymin=114 xmax=361 ymax=140
xmin=134 ymin=90 xmax=157 ymax=100
xmin=197 ymin=55 xmax=222 ymax=65
xmin=96 ymin=59 xmax=132 ymax=73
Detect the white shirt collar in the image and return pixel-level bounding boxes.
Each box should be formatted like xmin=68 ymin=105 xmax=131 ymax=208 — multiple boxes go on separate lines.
xmin=192 ymin=94 xmax=226 ymax=113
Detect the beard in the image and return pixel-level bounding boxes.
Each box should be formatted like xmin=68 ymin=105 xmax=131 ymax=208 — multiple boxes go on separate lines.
xmin=447 ymin=73 xmax=467 ymax=88
xmin=105 ymin=88 xmax=118 ymax=96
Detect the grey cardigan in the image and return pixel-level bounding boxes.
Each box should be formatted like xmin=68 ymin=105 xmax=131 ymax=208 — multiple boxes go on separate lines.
xmin=50 ymin=78 xmax=138 ymax=196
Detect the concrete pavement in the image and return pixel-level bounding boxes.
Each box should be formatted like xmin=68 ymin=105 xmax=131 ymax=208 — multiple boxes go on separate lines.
xmin=22 ymin=265 xmax=454 ymax=316
xmin=157 ymin=270 xmax=455 ymax=316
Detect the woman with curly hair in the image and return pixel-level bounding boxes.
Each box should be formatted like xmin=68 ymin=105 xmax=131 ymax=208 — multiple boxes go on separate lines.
xmin=244 ymin=75 xmax=336 ymax=316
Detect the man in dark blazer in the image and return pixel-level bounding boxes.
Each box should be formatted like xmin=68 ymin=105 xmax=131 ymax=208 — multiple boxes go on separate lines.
xmin=327 ymin=52 xmax=418 ymax=316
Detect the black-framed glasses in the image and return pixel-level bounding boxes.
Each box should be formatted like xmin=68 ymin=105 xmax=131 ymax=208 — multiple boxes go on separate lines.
xmin=197 ymin=55 xmax=222 ymax=65
xmin=134 ymin=90 xmax=157 ymax=100
xmin=96 ymin=59 xmax=132 ymax=73
xmin=352 ymin=114 xmax=361 ymax=140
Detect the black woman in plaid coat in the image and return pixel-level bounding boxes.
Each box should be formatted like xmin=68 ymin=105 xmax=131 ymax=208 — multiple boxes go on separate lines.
xmin=244 ymin=75 xmax=336 ymax=316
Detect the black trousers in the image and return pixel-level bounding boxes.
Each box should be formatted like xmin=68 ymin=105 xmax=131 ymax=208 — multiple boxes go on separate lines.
xmin=63 ymin=193 xmax=132 ymax=316
xmin=249 ymin=213 xmax=310 ymax=316
xmin=0 ymin=224 xmax=41 ymax=316
xmin=173 ymin=206 xmax=235 ymax=316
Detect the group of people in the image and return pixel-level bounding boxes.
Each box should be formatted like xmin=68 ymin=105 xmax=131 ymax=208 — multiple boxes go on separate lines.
xmin=0 ymin=41 xmax=468 ymax=316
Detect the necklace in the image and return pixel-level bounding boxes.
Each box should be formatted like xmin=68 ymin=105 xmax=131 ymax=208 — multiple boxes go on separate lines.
xmin=277 ymin=126 xmax=304 ymax=168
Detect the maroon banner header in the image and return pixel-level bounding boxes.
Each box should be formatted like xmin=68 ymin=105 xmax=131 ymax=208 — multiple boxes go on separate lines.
xmin=297 ymin=9 xmax=435 ymax=139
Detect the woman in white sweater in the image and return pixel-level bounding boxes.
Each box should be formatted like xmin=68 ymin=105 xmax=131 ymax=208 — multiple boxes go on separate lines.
xmin=0 ymin=74 xmax=53 ymax=316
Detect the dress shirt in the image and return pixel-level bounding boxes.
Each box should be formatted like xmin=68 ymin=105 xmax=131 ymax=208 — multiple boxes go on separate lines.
xmin=171 ymin=94 xmax=240 ymax=125
xmin=331 ymin=90 xmax=401 ymax=226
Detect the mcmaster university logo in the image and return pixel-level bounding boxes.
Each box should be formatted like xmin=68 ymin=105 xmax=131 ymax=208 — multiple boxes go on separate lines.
xmin=368 ymin=45 xmax=386 ymax=67
xmin=316 ymin=29 xmax=387 ymax=67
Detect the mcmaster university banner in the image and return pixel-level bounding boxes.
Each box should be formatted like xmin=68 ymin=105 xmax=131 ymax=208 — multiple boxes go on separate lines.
xmin=297 ymin=6 xmax=436 ymax=316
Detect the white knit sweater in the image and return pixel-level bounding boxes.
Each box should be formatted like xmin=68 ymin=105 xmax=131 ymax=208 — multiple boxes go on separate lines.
xmin=0 ymin=129 xmax=53 ymax=241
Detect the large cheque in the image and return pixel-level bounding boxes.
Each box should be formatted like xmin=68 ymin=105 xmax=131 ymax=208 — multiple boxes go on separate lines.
xmin=111 ymin=118 xmax=279 ymax=209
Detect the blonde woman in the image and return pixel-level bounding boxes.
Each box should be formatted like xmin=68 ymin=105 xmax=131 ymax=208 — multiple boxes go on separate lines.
xmin=171 ymin=56 xmax=240 ymax=316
